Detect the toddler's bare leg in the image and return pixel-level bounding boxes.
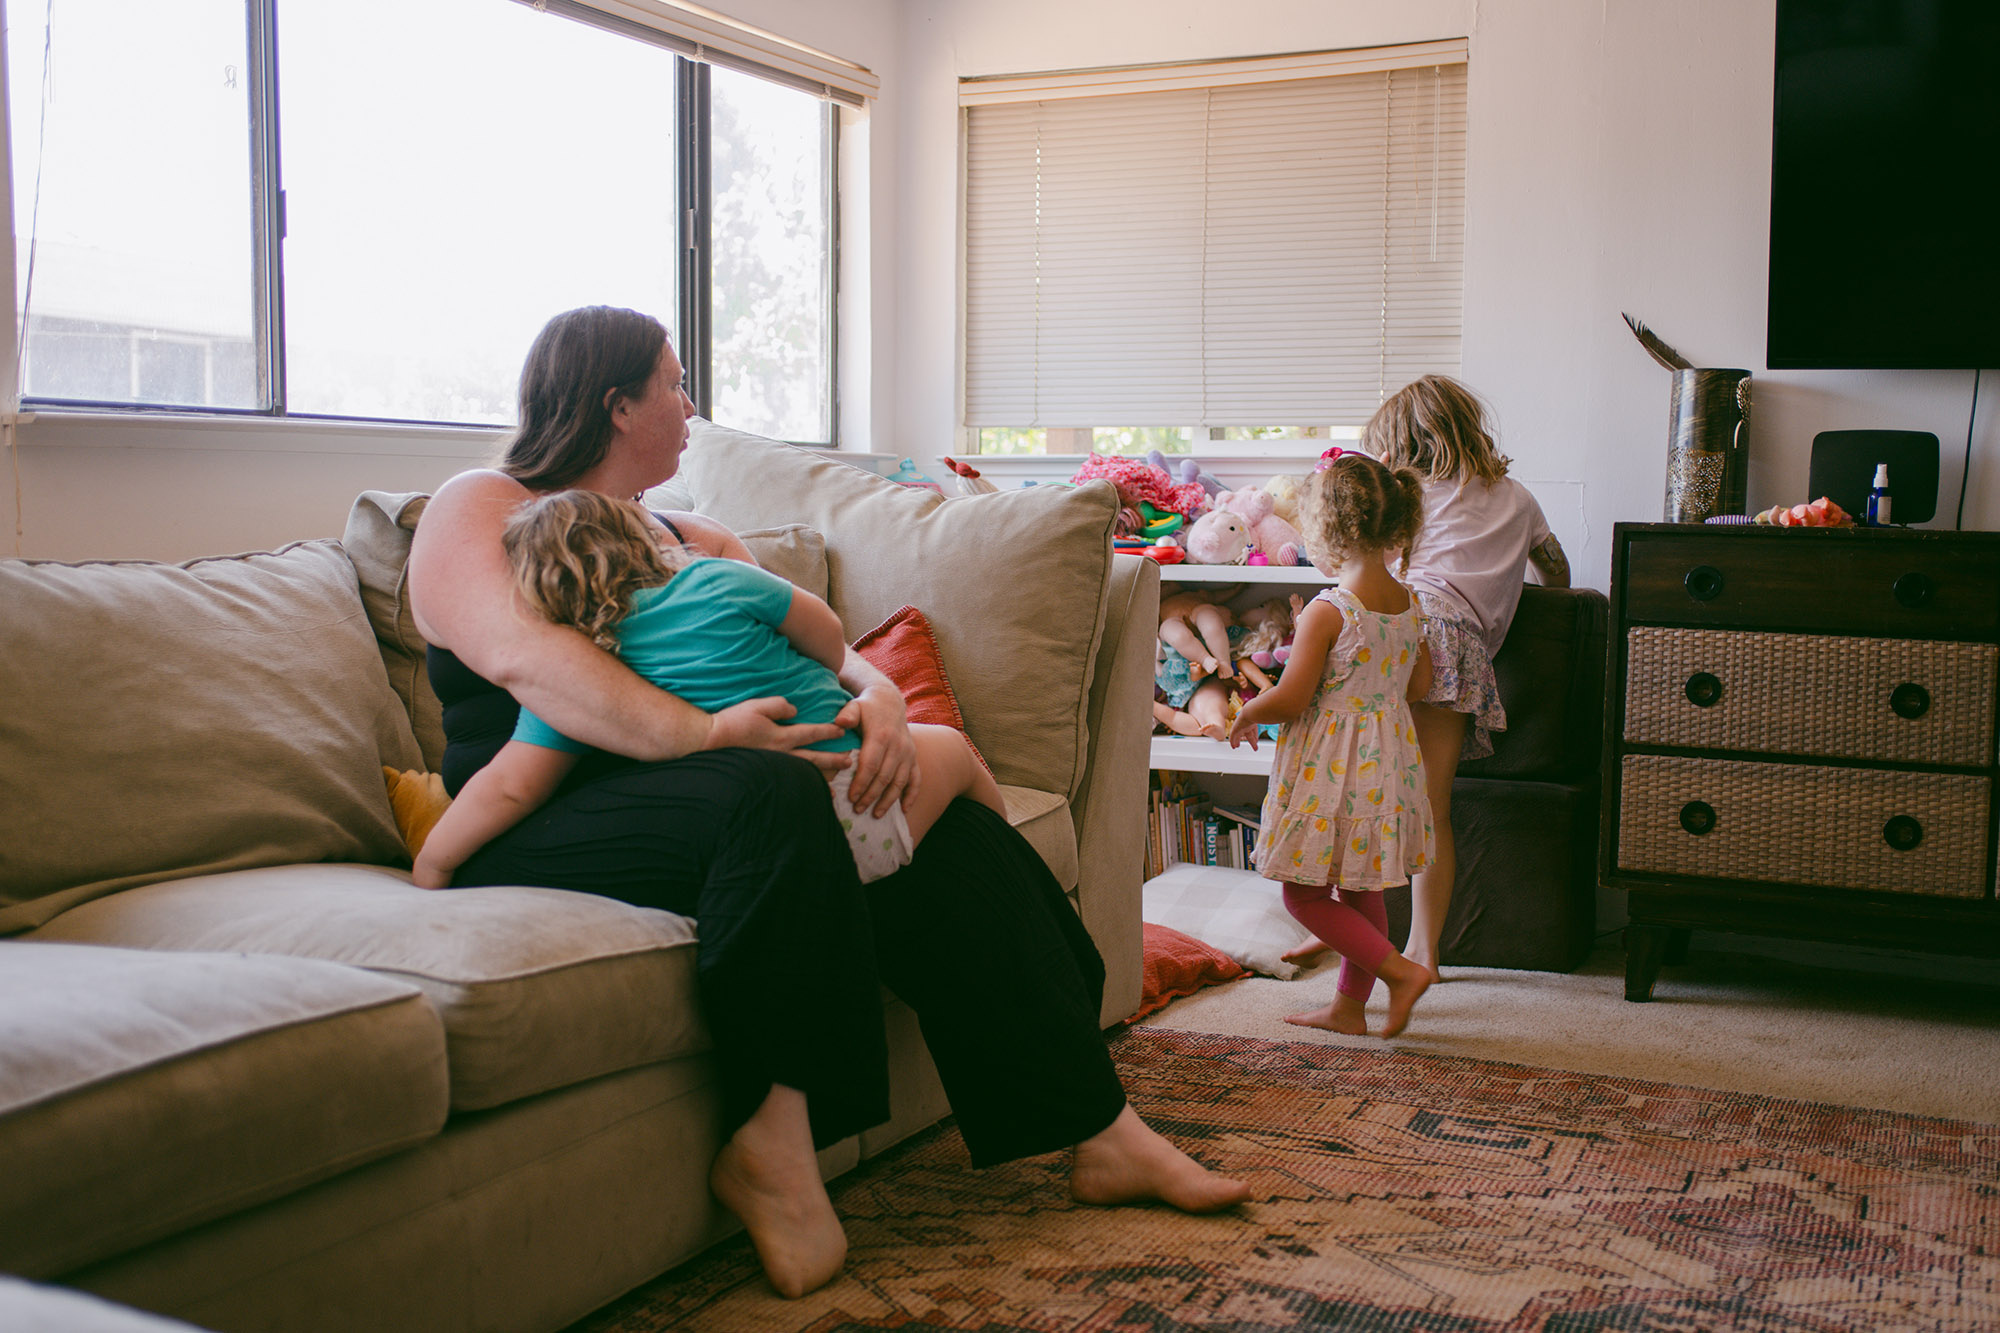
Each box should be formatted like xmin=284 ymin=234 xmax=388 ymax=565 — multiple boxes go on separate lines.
xmin=902 ymin=723 xmax=1004 ymax=846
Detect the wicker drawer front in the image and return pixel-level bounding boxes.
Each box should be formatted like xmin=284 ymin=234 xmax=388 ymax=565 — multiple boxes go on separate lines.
xmin=1617 ymin=755 xmax=1989 ymax=897
xmin=1621 ymin=533 xmax=2000 ymax=637
xmin=1623 ymin=628 xmax=1998 ymax=766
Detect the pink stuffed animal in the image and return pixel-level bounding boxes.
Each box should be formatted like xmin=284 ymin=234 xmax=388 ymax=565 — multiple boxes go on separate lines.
xmin=1214 ymin=485 xmax=1304 ymax=566
xmin=1184 ymin=508 xmax=1251 ymax=564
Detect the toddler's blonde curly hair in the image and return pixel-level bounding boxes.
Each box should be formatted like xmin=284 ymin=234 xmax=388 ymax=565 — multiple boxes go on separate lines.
xmin=501 ymin=490 xmax=685 ymax=652
xmin=1300 ymin=451 xmax=1426 ymax=574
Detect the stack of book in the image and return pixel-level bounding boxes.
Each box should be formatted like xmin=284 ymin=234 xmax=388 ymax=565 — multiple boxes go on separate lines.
xmin=1145 ymin=773 xmax=1262 ymax=880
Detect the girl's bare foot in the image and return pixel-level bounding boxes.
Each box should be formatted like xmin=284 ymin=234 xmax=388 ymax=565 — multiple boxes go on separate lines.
xmin=1377 ymin=954 xmax=1433 ymax=1038
xmin=1071 ymin=1105 xmax=1251 ymax=1213
xmin=709 ymin=1087 xmax=847 ymax=1299
xmin=1405 ymin=950 xmax=1445 ymax=986
xmin=1284 ymin=991 xmax=1368 ymax=1035
xmin=1281 ymin=936 xmax=1332 ymax=965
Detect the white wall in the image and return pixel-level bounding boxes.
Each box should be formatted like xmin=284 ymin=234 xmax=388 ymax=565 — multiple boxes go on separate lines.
xmin=0 ymin=0 xmax=904 ymax=561
xmin=891 ymin=0 xmax=1999 ymax=592
xmin=4 ymin=0 xmax=1996 ymax=572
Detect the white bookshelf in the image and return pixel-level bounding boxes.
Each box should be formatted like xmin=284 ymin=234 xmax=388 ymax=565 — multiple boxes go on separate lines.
xmin=1147 ymin=561 xmax=1331 ymax=883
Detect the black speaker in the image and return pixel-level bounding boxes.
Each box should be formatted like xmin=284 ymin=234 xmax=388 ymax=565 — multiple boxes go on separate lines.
xmin=1807 ymin=430 xmax=1940 ymax=525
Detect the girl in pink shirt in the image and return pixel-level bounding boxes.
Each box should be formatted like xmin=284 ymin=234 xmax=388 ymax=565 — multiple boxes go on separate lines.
xmin=1368 ymin=375 xmax=1569 ymax=981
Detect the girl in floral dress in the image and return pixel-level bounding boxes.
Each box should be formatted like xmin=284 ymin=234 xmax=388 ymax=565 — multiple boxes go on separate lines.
xmin=1227 ymin=450 xmax=1437 ymax=1038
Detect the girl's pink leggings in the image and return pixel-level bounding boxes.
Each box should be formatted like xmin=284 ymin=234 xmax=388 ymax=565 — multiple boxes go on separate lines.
xmin=1282 ymin=882 xmax=1392 ymax=1001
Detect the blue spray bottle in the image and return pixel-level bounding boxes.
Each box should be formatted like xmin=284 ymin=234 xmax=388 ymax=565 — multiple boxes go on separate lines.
xmin=1865 ymin=464 xmax=1892 ymax=527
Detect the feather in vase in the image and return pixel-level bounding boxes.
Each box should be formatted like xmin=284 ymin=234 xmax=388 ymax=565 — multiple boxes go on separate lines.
xmin=1621 ymin=312 xmax=1693 ymax=371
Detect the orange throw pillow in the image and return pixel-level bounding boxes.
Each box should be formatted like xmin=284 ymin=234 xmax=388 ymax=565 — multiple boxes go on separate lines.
xmin=1126 ymin=922 xmax=1248 ymax=1023
xmin=850 ymin=605 xmax=991 ymax=776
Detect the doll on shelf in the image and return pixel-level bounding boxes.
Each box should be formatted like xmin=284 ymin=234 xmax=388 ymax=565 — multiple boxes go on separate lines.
xmin=1154 ymin=643 xmax=1231 ymax=740
xmin=1158 ymin=587 xmax=1243 ymax=680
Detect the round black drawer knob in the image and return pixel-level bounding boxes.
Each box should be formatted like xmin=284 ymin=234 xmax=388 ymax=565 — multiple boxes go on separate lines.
xmin=1889 ymin=682 xmax=1931 ymax=720
xmin=1684 ymin=672 xmax=1724 ymax=708
xmin=1678 ymin=801 xmax=1717 ymax=836
xmin=1892 ymin=572 xmax=1933 ymax=608
xmin=1684 ymin=565 xmax=1725 ymax=601
xmin=1882 ymin=816 xmax=1924 ymax=851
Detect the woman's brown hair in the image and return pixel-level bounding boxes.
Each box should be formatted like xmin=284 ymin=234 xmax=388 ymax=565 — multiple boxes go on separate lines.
xmin=1300 ymin=452 xmax=1427 ymax=574
xmin=501 ymin=491 xmax=685 ymax=651
xmin=1364 ymin=373 xmax=1510 ymax=485
xmin=501 ymin=306 xmax=668 ymax=492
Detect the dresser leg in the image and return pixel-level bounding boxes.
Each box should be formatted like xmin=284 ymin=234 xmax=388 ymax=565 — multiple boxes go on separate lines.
xmin=1625 ymin=925 xmax=1670 ymax=1002
xmin=1663 ymin=927 xmax=1691 ymax=965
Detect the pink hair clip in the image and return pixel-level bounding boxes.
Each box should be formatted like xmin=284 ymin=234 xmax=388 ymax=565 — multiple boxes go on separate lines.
xmin=1315 ymin=445 xmax=1364 ymax=472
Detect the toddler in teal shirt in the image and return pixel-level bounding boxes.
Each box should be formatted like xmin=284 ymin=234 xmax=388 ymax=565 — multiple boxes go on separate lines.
xmin=414 ymin=490 xmax=1004 ymax=888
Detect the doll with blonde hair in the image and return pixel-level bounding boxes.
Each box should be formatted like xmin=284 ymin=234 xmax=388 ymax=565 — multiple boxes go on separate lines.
xmin=1228 ymin=449 xmax=1437 ymax=1038
xmin=413 ymin=490 xmax=1004 ymax=890
xmin=1359 ymin=374 xmax=1569 ymax=983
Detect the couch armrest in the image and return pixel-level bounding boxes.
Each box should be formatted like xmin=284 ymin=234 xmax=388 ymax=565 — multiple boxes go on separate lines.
xmin=1070 ymin=554 xmax=1161 ymax=1027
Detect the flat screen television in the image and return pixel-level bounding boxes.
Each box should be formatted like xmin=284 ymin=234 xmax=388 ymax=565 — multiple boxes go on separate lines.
xmin=1768 ymin=0 xmax=2000 ymax=370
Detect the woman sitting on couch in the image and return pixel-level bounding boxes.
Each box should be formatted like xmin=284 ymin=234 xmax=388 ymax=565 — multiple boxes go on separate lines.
xmin=406 ymin=305 xmax=1248 ymax=1299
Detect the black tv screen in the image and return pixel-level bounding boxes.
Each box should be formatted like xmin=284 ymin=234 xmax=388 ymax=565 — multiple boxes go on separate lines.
xmin=1768 ymin=0 xmax=2000 ymax=369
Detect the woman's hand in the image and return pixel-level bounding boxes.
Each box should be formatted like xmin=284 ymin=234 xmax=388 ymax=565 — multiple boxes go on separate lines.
xmin=835 ymin=682 xmax=917 ymax=816
xmin=706 ymin=697 xmax=851 ymax=774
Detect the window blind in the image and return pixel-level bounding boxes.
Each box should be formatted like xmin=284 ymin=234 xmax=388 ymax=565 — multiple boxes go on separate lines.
xmin=962 ymin=49 xmax=1466 ymax=430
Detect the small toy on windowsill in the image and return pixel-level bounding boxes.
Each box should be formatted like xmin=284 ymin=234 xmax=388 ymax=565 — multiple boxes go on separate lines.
xmin=887 ymin=458 xmax=944 ymax=493
xmin=1751 ymin=496 xmax=1855 ymax=528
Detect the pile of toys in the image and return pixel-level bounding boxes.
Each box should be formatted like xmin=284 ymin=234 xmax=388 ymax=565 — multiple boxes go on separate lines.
xmin=1062 ymin=449 xmax=1313 ymax=569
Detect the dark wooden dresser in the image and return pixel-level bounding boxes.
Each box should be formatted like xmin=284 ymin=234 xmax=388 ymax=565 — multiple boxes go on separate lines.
xmin=1601 ymin=522 xmax=2000 ymax=1000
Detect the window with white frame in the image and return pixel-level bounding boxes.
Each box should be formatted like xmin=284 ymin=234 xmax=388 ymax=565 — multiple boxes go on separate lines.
xmin=5 ymin=0 xmax=858 ymax=443
xmin=960 ymin=42 xmax=1467 ymax=456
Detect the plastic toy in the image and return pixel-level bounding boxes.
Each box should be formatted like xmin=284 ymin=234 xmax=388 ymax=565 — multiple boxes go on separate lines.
xmin=1753 ymin=496 xmax=1855 ymax=527
xmin=942 ymin=457 xmax=998 ymax=495
xmin=1237 ymin=595 xmax=1303 ymax=672
xmin=1158 ymin=590 xmax=1237 ymax=680
xmin=887 ymin=457 xmax=944 ymax=493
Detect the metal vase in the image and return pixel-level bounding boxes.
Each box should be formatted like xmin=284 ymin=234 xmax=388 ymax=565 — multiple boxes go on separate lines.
xmin=1664 ymin=368 xmax=1751 ymax=523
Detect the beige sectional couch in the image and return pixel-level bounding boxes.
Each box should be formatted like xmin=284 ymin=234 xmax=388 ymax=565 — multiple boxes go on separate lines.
xmin=0 ymin=422 xmax=1162 ymax=1333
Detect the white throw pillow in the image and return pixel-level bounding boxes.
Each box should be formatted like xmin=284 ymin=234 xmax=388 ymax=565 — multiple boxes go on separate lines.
xmin=1142 ymin=863 xmax=1313 ymax=980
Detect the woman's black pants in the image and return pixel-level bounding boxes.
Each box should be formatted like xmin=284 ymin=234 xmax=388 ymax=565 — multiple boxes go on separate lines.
xmin=454 ymin=748 xmax=1128 ymax=1165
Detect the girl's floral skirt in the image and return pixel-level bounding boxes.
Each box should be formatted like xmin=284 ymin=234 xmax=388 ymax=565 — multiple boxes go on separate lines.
xmin=1414 ymin=592 xmax=1506 ymax=761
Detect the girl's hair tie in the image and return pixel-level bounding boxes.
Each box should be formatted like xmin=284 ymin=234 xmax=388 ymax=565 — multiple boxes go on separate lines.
xmin=1315 ymin=445 xmax=1364 ymax=472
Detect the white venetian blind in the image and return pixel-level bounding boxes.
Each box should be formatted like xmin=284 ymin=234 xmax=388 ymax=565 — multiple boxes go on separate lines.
xmin=962 ymin=46 xmax=1466 ymax=430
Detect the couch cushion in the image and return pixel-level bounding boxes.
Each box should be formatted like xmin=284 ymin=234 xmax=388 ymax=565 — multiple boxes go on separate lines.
xmin=0 ymin=940 xmax=446 ymax=1279
xmin=0 ymin=1277 xmax=215 ymax=1332
xmin=736 ymin=523 xmax=830 ymax=601
xmin=29 ymin=864 xmax=706 ymax=1112
xmin=344 ymin=491 xmax=444 ymax=773
xmin=0 ymin=542 xmax=426 ymax=935
xmin=1459 ymin=585 xmax=1609 ymax=782
xmin=997 ymin=786 xmax=1079 ymax=891
xmin=676 ymin=420 xmax=1120 ymax=799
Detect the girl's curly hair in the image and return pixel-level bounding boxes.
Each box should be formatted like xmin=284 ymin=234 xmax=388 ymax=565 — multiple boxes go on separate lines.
xmin=501 ymin=490 xmax=685 ymax=652
xmin=1364 ymin=373 xmax=1510 ymax=485
xmin=1300 ymin=452 xmax=1426 ymax=574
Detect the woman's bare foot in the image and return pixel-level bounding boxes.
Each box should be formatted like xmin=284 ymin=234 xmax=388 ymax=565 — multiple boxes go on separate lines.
xmin=1284 ymin=990 xmax=1368 ymax=1035
xmin=1071 ymin=1105 xmax=1251 ymax=1213
xmin=708 ymin=1087 xmax=847 ymax=1299
xmin=1377 ymin=954 xmax=1433 ymax=1038
xmin=1281 ymin=936 xmax=1332 ymax=965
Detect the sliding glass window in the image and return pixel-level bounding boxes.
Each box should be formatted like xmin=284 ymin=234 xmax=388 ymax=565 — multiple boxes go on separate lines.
xmin=5 ymin=0 xmax=837 ymax=441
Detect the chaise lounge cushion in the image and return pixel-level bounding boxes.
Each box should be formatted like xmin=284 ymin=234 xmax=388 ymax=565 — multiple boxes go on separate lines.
xmin=29 ymin=864 xmax=708 ymax=1112
xmin=0 ymin=941 xmax=447 ymax=1279
xmin=0 ymin=542 xmax=425 ymax=934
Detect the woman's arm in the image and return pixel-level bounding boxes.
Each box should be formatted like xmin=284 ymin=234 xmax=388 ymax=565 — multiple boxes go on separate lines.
xmin=671 ymin=506 xmax=919 ymax=814
xmin=413 ymin=740 xmax=576 ymax=887
xmin=1528 ymin=533 xmax=1571 ymax=588
xmin=1227 ymin=599 xmax=1341 ymax=748
xmin=410 ymin=472 xmax=844 ymax=763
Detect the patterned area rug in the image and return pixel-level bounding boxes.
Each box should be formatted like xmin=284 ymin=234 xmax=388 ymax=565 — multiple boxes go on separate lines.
xmin=569 ymin=1028 xmax=2000 ymax=1332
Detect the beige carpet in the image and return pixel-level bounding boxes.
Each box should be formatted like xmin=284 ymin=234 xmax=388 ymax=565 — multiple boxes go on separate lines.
xmin=1140 ymin=941 xmax=2000 ymax=1124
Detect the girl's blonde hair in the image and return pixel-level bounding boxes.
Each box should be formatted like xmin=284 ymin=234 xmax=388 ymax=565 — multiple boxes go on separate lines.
xmin=1364 ymin=374 xmax=1510 ymax=485
xmin=1301 ymin=451 xmax=1426 ymax=574
xmin=501 ymin=490 xmax=686 ymax=652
